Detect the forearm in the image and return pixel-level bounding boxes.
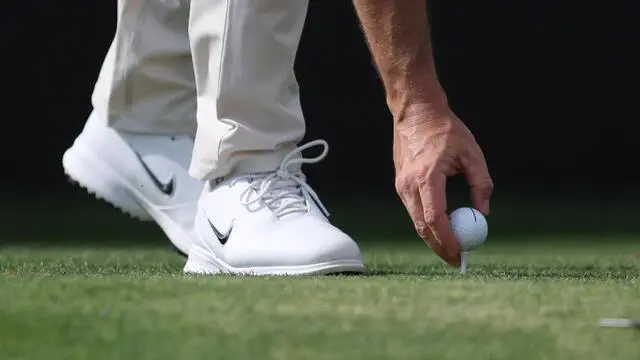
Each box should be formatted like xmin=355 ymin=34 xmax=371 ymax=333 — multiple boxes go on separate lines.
xmin=352 ymin=0 xmax=447 ymax=120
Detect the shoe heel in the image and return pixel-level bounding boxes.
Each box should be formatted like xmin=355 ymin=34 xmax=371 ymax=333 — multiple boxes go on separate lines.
xmin=184 ymin=245 xmax=221 ymax=275
xmin=63 ymin=145 xmax=151 ymax=220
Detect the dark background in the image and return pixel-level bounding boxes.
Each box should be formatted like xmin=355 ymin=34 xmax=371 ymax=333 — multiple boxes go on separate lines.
xmin=1 ymin=1 xmax=638 ymax=241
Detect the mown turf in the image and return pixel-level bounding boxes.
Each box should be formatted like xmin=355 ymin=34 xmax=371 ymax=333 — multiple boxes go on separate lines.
xmin=0 ymin=237 xmax=638 ymax=360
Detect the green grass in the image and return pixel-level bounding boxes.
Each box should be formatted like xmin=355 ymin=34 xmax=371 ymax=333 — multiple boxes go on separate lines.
xmin=0 ymin=190 xmax=639 ymax=359
xmin=1 ymin=237 xmax=639 ymax=360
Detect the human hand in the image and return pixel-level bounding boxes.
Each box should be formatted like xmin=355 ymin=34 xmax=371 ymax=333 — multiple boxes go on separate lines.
xmin=393 ymin=103 xmax=494 ymax=266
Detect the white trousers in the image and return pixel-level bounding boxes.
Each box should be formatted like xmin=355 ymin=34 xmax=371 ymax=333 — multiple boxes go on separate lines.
xmin=92 ymin=0 xmax=308 ymax=180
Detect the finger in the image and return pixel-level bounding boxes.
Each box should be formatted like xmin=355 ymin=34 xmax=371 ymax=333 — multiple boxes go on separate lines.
xmin=397 ymin=187 xmax=435 ymax=242
xmin=419 ymin=172 xmax=461 ymax=267
xmin=427 ymin=212 xmax=461 ymax=267
xmin=461 ymin=151 xmax=494 ymax=216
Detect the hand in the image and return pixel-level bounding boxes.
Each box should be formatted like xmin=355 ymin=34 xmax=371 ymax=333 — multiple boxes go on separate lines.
xmin=393 ymin=103 xmax=494 ymax=267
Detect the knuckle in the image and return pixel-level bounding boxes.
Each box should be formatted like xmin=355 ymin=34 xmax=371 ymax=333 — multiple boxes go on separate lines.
xmin=394 ymin=175 xmax=415 ymax=193
xmin=416 ymin=171 xmax=436 ymax=188
xmin=480 ymin=178 xmax=494 ymax=192
xmin=414 ymin=222 xmax=429 ymax=237
xmin=417 ymin=165 xmax=435 ymax=178
xmin=423 ymin=208 xmax=440 ymax=225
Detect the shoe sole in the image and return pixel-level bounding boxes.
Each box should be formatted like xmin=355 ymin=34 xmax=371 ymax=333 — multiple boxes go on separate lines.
xmin=184 ymin=244 xmax=366 ymax=276
xmin=62 ymin=143 xmax=192 ymax=255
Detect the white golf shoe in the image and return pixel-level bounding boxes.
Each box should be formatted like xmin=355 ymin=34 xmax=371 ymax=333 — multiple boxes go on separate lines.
xmin=183 ymin=140 xmax=365 ymax=276
xmin=62 ymin=111 xmax=204 ymax=254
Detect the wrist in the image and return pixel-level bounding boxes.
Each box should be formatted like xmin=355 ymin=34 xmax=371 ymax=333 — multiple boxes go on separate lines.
xmin=387 ymin=78 xmax=450 ymax=125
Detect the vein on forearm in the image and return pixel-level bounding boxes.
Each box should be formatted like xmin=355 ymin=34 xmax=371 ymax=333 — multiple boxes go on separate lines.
xmin=353 ymin=0 xmax=444 ymax=114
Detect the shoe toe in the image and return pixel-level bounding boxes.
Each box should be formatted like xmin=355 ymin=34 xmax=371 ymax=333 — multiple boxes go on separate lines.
xmin=226 ymin=217 xmax=363 ymax=268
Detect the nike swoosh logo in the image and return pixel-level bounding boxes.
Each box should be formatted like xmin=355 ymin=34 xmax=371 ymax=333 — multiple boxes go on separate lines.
xmin=134 ymin=152 xmax=176 ymax=196
xmin=208 ymin=219 xmax=233 ymax=245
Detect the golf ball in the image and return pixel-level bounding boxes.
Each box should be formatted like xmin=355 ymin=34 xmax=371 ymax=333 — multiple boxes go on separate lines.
xmin=449 ymin=207 xmax=488 ymax=251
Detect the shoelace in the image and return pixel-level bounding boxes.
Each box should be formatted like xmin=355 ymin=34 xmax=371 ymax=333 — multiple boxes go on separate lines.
xmin=237 ymin=140 xmax=330 ymax=218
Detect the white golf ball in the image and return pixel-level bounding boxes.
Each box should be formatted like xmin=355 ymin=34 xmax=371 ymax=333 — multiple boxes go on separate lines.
xmin=449 ymin=207 xmax=488 ymax=251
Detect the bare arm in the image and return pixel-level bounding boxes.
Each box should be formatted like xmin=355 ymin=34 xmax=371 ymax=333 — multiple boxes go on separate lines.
xmin=352 ymin=0 xmax=446 ymax=120
xmin=353 ymin=0 xmax=494 ymax=267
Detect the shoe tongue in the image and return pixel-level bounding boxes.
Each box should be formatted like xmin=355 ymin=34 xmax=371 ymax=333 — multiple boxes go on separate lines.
xmin=249 ymin=172 xmax=307 ymax=216
xmin=268 ymin=177 xmax=303 ymax=205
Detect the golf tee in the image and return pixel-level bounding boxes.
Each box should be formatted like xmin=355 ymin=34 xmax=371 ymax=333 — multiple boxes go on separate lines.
xmin=599 ymin=318 xmax=640 ymax=328
xmin=460 ymin=252 xmax=470 ymax=274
